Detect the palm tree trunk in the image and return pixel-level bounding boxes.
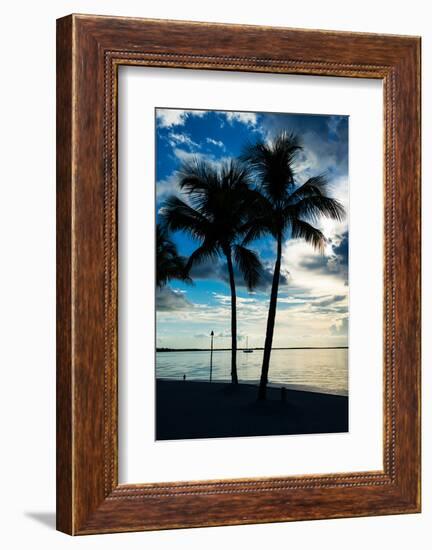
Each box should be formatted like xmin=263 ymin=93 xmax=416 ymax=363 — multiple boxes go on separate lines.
xmin=258 ymin=232 xmax=282 ymax=400
xmin=225 ymin=248 xmax=238 ymax=384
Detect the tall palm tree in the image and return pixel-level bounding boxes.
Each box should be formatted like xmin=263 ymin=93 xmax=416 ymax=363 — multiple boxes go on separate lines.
xmin=242 ymin=132 xmax=346 ymax=400
xmin=156 ymin=223 xmax=191 ymax=288
xmin=161 ymin=158 xmax=263 ymax=384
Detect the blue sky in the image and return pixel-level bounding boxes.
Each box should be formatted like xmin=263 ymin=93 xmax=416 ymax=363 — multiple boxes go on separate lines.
xmin=155 ymin=108 xmax=349 ymax=349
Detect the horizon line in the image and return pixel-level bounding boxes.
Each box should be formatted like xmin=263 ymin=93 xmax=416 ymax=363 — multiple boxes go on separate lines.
xmin=157 ymin=346 xmax=348 ymax=352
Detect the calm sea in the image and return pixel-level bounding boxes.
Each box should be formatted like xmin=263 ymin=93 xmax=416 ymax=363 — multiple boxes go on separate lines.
xmin=156 ymin=348 xmax=348 ymax=396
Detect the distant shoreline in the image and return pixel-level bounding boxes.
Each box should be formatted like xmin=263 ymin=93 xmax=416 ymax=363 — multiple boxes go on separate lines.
xmin=157 ymin=346 xmax=348 ymax=352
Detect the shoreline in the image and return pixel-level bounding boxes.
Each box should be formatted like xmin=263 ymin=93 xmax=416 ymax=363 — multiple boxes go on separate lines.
xmin=157 ymin=346 xmax=348 ymax=352
xmin=156 ymin=376 xmax=348 ymax=397
xmin=156 ymin=379 xmax=348 ymax=441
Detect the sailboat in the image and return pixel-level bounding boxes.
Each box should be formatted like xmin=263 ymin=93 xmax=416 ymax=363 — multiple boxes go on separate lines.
xmin=243 ymin=336 xmax=253 ymax=353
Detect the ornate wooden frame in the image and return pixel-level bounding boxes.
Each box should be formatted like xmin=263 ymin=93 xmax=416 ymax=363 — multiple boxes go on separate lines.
xmin=56 ymin=14 xmax=421 ymax=535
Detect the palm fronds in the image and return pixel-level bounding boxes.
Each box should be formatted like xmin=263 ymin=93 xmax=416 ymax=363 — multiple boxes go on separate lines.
xmin=161 ymin=158 xmax=264 ymax=290
xmin=156 ymin=224 xmax=192 ymax=287
xmin=242 ymin=131 xmax=302 ymax=201
xmin=233 ymin=244 xmax=263 ymax=291
xmin=291 ymin=219 xmax=327 ymax=253
xmin=162 ymin=196 xmax=210 ymax=241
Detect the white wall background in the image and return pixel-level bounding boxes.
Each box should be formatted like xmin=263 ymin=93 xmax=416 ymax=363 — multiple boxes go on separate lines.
xmin=0 ymin=1 xmax=428 ymax=548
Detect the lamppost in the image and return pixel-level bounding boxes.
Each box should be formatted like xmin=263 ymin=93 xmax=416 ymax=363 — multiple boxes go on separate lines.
xmin=209 ymin=330 xmax=214 ymax=382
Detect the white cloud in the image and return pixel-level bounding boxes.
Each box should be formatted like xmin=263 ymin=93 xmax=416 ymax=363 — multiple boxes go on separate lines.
xmin=167 ymin=132 xmax=200 ymax=149
xmin=173 ymin=148 xmax=232 ymax=170
xmin=213 ymin=293 xmax=257 ymax=306
xmin=156 ymin=109 xmax=188 ymax=128
xmin=277 ymin=296 xmax=308 ymax=304
xmin=327 ymin=175 xmax=349 ymax=210
xmin=173 ymin=148 xmax=204 ymax=164
xmin=330 ymin=317 xmax=349 ymax=336
xmin=156 ymin=173 xmax=179 ymax=201
xmin=293 ymin=130 xmax=341 ymax=182
xmin=206 ymin=137 xmax=225 ymax=149
xmin=156 ymin=109 xmax=206 ymax=128
xmin=156 ymin=287 xmax=193 ymax=312
xmin=281 ymin=238 xmax=346 ymax=295
xmin=223 ymin=111 xmax=258 ymax=127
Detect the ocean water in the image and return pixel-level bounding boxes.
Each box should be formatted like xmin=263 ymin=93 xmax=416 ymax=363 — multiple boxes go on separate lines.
xmin=156 ymin=348 xmax=348 ymax=396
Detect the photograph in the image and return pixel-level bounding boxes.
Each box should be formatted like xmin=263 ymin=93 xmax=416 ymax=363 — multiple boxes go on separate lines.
xmin=155 ymin=107 xmax=349 ymax=440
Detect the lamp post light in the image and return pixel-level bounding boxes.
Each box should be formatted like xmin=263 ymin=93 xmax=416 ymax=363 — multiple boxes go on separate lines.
xmin=209 ymin=330 xmax=214 ymax=382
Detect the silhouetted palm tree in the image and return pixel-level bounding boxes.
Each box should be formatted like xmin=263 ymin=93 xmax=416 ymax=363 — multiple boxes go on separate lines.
xmin=156 ymin=223 xmax=191 ymax=288
xmin=242 ymin=132 xmax=346 ymax=400
xmin=162 ymin=159 xmax=263 ymax=384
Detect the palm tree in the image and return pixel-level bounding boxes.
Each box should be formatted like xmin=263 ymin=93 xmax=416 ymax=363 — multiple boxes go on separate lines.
xmin=242 ymin=132 xmax=346 ymax=400
xmin=156 ymin=223 xmax=191 ymax=288
xmin=161 ymin=158 xmax=263 ymax=384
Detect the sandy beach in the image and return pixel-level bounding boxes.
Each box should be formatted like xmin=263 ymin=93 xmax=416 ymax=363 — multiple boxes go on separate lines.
xmin=156 ymin=379 xmax=348 ymax=440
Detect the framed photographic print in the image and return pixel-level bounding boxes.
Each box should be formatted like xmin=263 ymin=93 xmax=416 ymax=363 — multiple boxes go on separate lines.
xmin=56 ymin=14 xmax=421 ymax=534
